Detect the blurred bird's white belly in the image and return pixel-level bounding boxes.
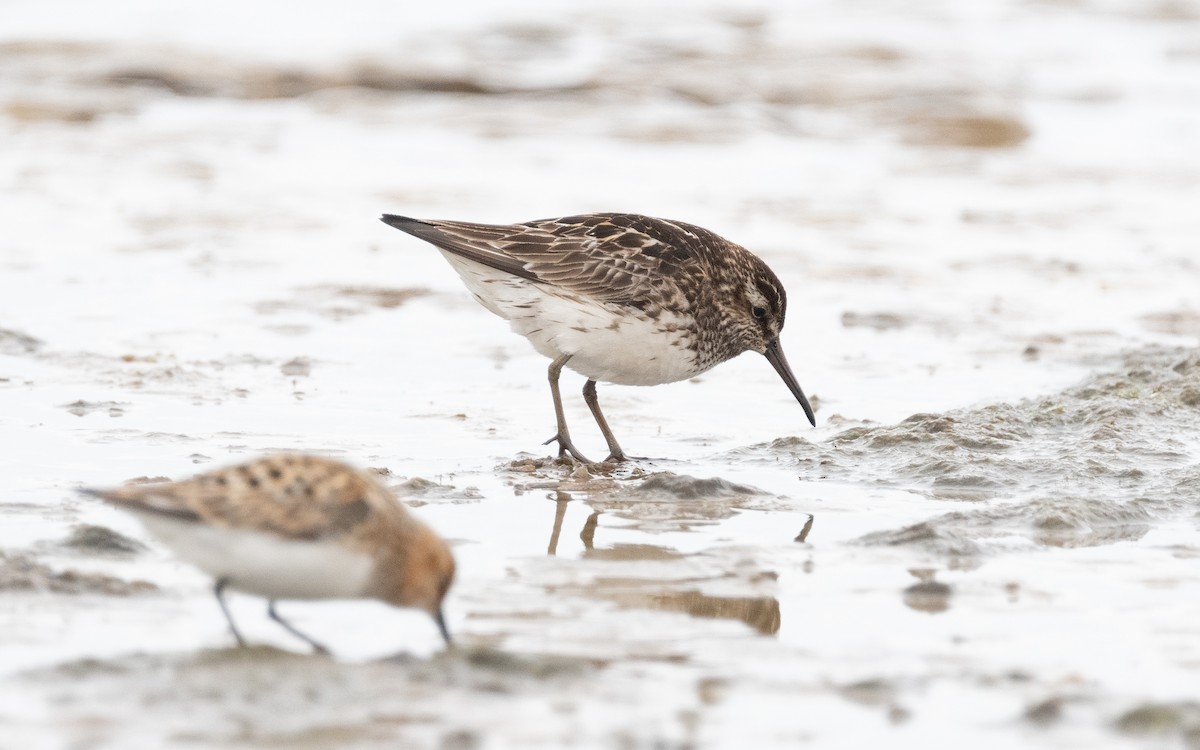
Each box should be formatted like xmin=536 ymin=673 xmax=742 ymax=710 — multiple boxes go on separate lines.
xmin=137 ymin=513 xmax=375 ymax=601
xmin=441 ymin=252 xmax=701 ymax=385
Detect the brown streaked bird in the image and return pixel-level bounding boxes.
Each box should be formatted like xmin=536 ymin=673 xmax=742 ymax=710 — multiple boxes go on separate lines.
xmin=381 ymin=212 xmax=816 ymax=463
xmin=82 ymin=455 xmax=455 ymax=653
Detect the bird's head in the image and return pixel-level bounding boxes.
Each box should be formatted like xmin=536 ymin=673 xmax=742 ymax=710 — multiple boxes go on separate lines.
xmin=727 ymin=257 xmax=817 ymax=427
xmin=388 ymin=524 xmax=456 ymax=645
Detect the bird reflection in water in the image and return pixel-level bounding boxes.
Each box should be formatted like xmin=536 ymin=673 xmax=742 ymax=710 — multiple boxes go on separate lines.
xmin=609 ymin=587 xmax=781 ymax=635
xmin=542 ymin=491 xmax=782 ymax=635
xmin=794 ymin=513 xmax=814 ymax=543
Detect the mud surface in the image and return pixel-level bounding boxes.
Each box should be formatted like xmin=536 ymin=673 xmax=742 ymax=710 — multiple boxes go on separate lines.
xmin=0 ymin=552 xmax=156 ymax=595
xmin=2 ymin=0 xmax=1200 ymax=747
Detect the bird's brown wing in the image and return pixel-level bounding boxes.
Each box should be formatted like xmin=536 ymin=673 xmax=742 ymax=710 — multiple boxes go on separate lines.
xmin=84 ymin=455 xmax=378 ymax=542
xmin=381 ymin=212 xmax=711 ymax=307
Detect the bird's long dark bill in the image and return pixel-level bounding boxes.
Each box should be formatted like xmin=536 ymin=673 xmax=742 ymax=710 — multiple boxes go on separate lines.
xmin=434 ymin=609 xmax=452 ymax=645
xmin=764 ymin=340 xmax=816 ymax=427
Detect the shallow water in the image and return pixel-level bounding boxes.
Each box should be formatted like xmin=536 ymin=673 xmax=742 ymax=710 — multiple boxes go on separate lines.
xmin=2 ymin=0 xmax=1200 ymax=747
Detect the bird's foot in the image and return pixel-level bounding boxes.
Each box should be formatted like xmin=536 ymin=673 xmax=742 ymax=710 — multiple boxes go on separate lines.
xmin=542 ymin=433 xmax=593 ymax=465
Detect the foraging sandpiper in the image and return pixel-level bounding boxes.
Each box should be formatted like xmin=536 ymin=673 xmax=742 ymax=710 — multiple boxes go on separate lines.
xmin=382 ymin=212 xmax=816 ymax=463
xmin=83 ymin=455 xmax=454 ymax=652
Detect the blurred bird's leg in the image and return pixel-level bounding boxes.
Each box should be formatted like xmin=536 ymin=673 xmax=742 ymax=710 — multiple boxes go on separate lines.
xmin=268 ymin=600 xmax=330 ymax=655
xmin=214 ymin=578 xmax=247 ymax=647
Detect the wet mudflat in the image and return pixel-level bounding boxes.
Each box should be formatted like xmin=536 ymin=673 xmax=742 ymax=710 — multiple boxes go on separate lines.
xmin=2 ymin=0 xmax=1200 ymax=747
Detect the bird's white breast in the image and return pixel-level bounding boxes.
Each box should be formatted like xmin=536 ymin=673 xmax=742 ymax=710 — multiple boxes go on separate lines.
xmin=440 ymin=252 xmax=701 ymax=386
xmin=136 ymin=512 xmax=376 ymax=601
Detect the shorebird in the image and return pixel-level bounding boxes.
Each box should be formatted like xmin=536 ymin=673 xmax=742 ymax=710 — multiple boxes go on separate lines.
xmin=83 ymin=455 xmax=455 ymax=653
xmin=381 ymin=212 xmax=816 ymax=463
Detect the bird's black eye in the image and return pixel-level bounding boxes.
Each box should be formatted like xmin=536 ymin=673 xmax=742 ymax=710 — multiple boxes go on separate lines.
xmin=752 ymin=306 xmax=767 ymax=319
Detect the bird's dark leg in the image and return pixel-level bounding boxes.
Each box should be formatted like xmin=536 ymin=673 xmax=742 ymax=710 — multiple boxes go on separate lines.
xmin=582 ymin=379 xmax=627 ymax=462
xmin=542 ymin=354 xmax=593 ymax=463
xmin=213 ymin=577 xmax=247 ymax=647
xmin=580 ymin=511 xmax=601 ymax=551
xmin=267 ymin=600 xmax=330 ymax=655
xmin=546 ymin=491 xmax=571 ymax=556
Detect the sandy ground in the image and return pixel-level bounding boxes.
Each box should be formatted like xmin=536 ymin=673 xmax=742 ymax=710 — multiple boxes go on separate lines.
xmin=2 ymin=0 xmax=1200 ymax=747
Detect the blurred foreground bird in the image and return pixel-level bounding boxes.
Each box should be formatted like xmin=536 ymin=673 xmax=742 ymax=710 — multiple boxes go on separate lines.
xmin=83 ymin=455 xmax=455 ymax=653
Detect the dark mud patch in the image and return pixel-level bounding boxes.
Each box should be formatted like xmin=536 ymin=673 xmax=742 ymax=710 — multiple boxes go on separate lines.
xmin=100 ymin=60 xmax=596 ymax=100
xmin=505 ymin=454 xmax=632 ymax=478
xmin=124 ymin=475 xmax=173 ymax=485
xmin=1024 ymin=696 xmax=1065 ymax=726
xmin=59 ymin=524 xmax=147 ymax=556
xmin=88 ymin=430 xmax=200 ymax=446
xmin=279 ymin=357 xmax=312 ymax=377
xmin=37 ymin=350 xmax=263 ymax=398
xmin=901 ymin=113 xmax=1031 ymax=149
xmin=0 ymin=327 xmax=43 ymax=355
xmin=256 ymin=285 xmax=432 ymax=321
xmin=61 ymin=399 xmax=128 ymax=417
xmin=1128 ymin=1 xmax=1200 ymax=22
xmin=860 ymin=492 xmax=1161 ymax=557
xmin=1141 ymin=309 xmax=1200 ymax=337
xmin=858 ymin=522 xmax=982 ymax=557
xmin=386 ymin=476 xmax=484 ymax=505
xmin=329 ymin=285 xmax=434 ymax=310
xmin=762 ymin=347 xmax=1200 ymax=554
xmin=1116 ymin=701 xmax=1200 ymax=740
xmin=446 ymin=645 xmax=594 ymax=678
xmin=840 ymin=311 xmax=913 ymax=331
xmin=836 ymin=679 xmax=911 ymax=726
xmin=838 ymin=677 xmax=899 ymax=706
xmin=0 ymin=552 xmax=155 ymax=595
xmin=633 ymin=473 xmax=762 ymax=501
xmin=4 ymin=99 xmax=101 ymax=124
